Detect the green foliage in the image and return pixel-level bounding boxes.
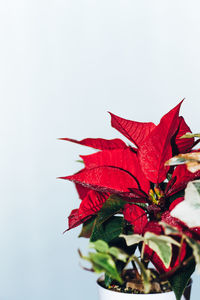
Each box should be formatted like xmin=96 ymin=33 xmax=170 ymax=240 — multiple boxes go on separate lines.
xmin=169 ymin=259 xmax=195 ymax=300
xmin=88 ymin=252 xmax=122 ymax=283
xmin=121 ymin=232 xmax=180 ymax=269
xmin=120 ymin=234 xmax=143 ymax=246
xmin=95 ymin=195 xmax=125 ymax=227
xmin=80 ymin=240 xmax=128 ymax=284
xmin=89 ymin=240 xmax=109 ymax=252
xmin=79 ymin=217 xmax=96 ymax=238
xmin=127 ymin=255 xmax=152 ymax=293
xmin=144 ymin=232 xmax=180 ymax=269
xmin=90 ymin=216 xmax=124 ymax=243
xmin=185 ymin=237 xmax=200 ymax=273
xmin=104 ymin=273 xmax=113 ymax=287
xmin=108 ymin=247 xmax=128 ymax=263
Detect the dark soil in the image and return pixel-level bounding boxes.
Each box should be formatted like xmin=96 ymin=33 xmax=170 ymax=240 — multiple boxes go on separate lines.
xmin=99 ymin=269 xmax=172 ymax=294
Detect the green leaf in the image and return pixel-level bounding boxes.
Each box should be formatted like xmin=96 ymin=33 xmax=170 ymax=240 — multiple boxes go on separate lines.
xmin=104 ymin=273 xmax=113 ymax=287
xmin=89 ymin=240 xmax=109 ymax=253
xmin=108 ymin=237 xmax=137 ymax=256
xmin=79 ymin=216 xmax=96 ymax=238
xmin=129 ymin=255 xmax=151 ymax=294
xmin=160 ymin=222 xmax=180 ymax=235
xmin=144 ymin=232 xmax=180 ymax=247
xmin=108 ymin=247 xmax=128 ymax=262
xmin=169 ymin=259 xmax=195 ymax=300
xmin=89 ymin=252 xmax=122 ymax=283
xmin=185 ymin=237 xmax=200 ymax=273
xmin=144 ymin=232 xmax=180 ymax=269
xmin=95 ymin=195 xmax=125 ymax=227
xmin=90 ymin=216 xmax=124 ymax=243
xmin=120 ymin=234 xmax=144 ymax=246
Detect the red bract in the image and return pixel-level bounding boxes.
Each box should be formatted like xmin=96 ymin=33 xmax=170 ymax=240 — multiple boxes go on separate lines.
xmin=123 ymin=204 xmax=148 ymax=234
xmin=60 ymin=101 xmax=200 ymax=236
xmin=59 ymin=137 xmax=127 ymax=150
xmin=165 ymin=164 xmax=200 ymax=197
xmin=162 ymin=200 xmax=200 ymax=242
xmin=79 ymin=190 xmax=109 ymax=220
xmin=109 ymin=112 xmax=156 ymax=147
xmin=138 ymin=101 xmax=182 ymax=183
xmin=172 ymin=117 xmax=194 ymax=154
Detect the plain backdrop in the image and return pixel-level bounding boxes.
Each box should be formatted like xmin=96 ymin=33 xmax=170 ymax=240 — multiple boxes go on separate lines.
xmin=0 ymin=1 xmax=200 ymax=299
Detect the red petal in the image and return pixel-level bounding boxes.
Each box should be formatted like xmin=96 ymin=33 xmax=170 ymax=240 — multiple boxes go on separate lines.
xmin=162 ymin=211 xmax=187 ymax=232
xmin=80 ymin=148 xmax=150 ymax=194
xmin=166 ymin=164 xmax=200 ymax=197
xmin=143 ymin=221 xmax=163 ymax=235
xmin=123 ymin=204 xmax=148 ymax=234
xmin=109 ymin=112 xmax=156 ymax=147
xmin=138 ymin=101 xmax=183 ymax=183
xmin=173 ymin=117 xmax=194 ymax=154
xmin=79 ymin=190 xmax=109 ymax=219
xmin=67 ymin=209 xmax=83 ymax=230
xmin=162 ymin=211 xmax=200 ymax=241
xmin=59 ymin=137 xmax=127 ymax=150
xmin=60 ymin=166 xmax=148 ymax=194
xmin=169 ymin=197 xmax=184 ymax=211
xmin=75 ymin=183 xmax=91 ymax=200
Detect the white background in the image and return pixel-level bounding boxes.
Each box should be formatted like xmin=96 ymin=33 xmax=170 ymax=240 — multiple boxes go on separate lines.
xmin=0 ymin=1 xmax=200 ymax=299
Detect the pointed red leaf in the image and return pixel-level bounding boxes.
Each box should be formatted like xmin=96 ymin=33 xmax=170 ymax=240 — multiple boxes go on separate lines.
xmin=162 ymin=211 xmax=200 ymax=241
xmin=138 ymin=101 xmax=183 ymax=183
xmin=80 ymin=148 xmax=150 ymax=194
xmin=109 ymin=112 xmax=156 ymax=147
xmin=75 ymin=183 xmax=91 ymax=200
xmin=123 ymin=204 xmax=148 ymax=234
xmin=79 ymin=190 xmax=109 ymax=219
xmin=67 ymin=209 xmax=83 ymax=231
xmin=173 ymin=117 xmax=194 ymax=154
xmin=60 ymin=166 xmax=149 ymax=195
xmin=59 ymin=137 xmax=127 ymax=150
xmin=169 ymin=197 xmax=184 ymax=211
xmin=166 ymin=164 xmax=200 ymax=197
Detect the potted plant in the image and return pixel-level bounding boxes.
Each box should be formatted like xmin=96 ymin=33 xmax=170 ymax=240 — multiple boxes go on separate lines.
xmin=59 ymin=101 xmax=200 ymax=300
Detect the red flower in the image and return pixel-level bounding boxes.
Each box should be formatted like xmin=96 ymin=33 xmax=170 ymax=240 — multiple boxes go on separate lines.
xmin=60 ymin=101 xmax=199 ymax=234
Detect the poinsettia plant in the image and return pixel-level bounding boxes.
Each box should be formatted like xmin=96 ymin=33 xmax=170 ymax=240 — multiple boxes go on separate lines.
xmin=60 ymin=101 xmax=200 ymax=300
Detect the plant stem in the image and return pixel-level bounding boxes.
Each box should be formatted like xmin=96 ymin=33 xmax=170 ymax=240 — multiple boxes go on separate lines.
xmin=178 ymin=235 xmax=184 ymax=264
xmin=131 ymin=260 xmax=140 ymax=280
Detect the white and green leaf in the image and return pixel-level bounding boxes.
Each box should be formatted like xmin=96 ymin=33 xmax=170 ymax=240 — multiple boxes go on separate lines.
xmin=185 ymin=237 xmax=200 ymax=274
xmin=120 ymin=234 xmax=144 ymax=246
xmin=160 ymin=222 xmax=180 ymax=235
xmin=171 ymin=180 xmax=200 ymax=228
xmin=88 ymin=252 xmax=123 ymax=283
xmin=144 ymin=232 xmax=180 ymax=269
xmin=108 ymin=247 xmax=128 ymax=262
xmin=89 ymin=240 xmax=109 ymax=253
